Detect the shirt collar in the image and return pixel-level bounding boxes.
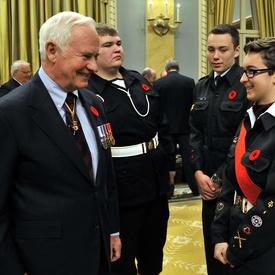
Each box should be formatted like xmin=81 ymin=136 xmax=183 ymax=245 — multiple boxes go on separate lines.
xmin=214 ymin=66 xmax=231 ymax=79
xmin=247 ymin=102 xmax=275 ymax=128
xmin=38 ymin=67 xmax=78 ymax=111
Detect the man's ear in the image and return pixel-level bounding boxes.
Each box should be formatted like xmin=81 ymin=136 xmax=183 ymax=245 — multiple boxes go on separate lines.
xmin=234 ymin=45 xmax=240 ymax=58
xmin=46 ymin=41 xmax=58 ymax=62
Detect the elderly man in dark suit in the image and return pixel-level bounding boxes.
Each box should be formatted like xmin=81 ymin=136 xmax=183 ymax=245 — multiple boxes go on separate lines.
xmin=0 ymin=60 xmax=32 ymax=97
xmin=141 ymin=67 xmax=157 ymax=85
xmin=0 ymin=11 xmax=121 ymax=275
xmin=154 ymin=59 xmax=199 ymax=196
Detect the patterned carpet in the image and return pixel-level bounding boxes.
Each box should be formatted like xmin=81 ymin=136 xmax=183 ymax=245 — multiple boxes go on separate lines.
xmin=162 ymin=184 xmax=207 ymax=274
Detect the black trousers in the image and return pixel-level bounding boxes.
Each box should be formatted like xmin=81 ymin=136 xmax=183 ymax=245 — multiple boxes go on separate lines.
xmin=202 ymin=199 xmax=229 ymax=275
xmin=111 ymin=197 xmax=169 ymax=275
xmin=171 ymin=134 xmax=199 ymax=195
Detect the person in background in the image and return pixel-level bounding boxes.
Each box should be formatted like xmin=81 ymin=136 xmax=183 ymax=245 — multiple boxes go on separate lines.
xmin=189 ymin=24 xmax=250 ymax=275
xmin=0 ymin=60 xmax=32 ymax=97
xmin=154 ymin=58 xmax=199 ymax=197
xmin=160 ymin=69 xmax=167 ymax=78
xmin=0 ymin=11 xmax=121 ymax=275
xmin=212 ymin=37 xmax=275 ymax=275
xmin=87 ymin=23 xmax=175 ymax=275
xmin=141 ymin=67 xmax=157 ymax=85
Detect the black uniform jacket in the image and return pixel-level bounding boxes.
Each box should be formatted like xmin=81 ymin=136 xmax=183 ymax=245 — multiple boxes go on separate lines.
xmin=0 ymin=78 xmax=20 ymax=98
xmin=87 ymin=67 xmax=175 ymax=207
xmin=189 ymin=63 xmax=251 ymax=177
xmin=212 ymin=105 xmax=275 ymax=269
xmin=0 ymin=72 xmax=120 ymax=275
xmin=153 ymin=71 xmax=195 ymax=135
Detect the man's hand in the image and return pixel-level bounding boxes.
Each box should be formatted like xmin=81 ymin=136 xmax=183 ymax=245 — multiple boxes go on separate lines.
xmin=214 ymin=242 xmax=229 ymax=264
xmin=195 ymin=170 xmax=221 ymax=200
xmin=169 ymin=171 xmax=176 ymax=185
xmin=110 ymin=235 xmax=121 ymax=262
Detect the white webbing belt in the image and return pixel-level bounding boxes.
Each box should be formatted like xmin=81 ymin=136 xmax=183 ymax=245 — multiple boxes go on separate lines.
xmin=111 ymin=133 xmax=159 ymax=158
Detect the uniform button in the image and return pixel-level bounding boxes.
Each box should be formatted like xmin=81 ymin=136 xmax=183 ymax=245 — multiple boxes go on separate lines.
xmin=93 ymin=224 xmax=100 ymax=230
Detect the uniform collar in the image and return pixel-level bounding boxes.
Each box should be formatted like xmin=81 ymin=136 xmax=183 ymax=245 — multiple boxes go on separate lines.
xmin=247 ymin=102 xmax=275 ymax=130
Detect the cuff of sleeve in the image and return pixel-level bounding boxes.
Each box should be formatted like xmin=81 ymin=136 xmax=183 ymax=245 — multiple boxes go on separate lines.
xmin=226 ymin=249 xmax=243 ymax=267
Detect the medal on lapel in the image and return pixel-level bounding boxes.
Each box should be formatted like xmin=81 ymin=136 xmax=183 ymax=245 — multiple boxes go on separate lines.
xmin=105 ymin=123 xmax=115 ymax=146
xmin=97 ymin=125 xmax=109 ymax=149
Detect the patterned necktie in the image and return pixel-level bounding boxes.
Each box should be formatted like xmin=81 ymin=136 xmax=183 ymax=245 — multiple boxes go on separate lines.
xmin=63 ymin=93 xmax=93 ymax=180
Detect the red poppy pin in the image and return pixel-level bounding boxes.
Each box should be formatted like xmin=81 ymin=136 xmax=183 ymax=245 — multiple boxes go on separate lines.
xmin=142 ymin=84 xmax=150 ymax=91
xmin=90 ymin=106 xmax=99 ymax=117
xmin=228 ymin=90 xmax=237 ymax=100
xmin=249 ymin=150 xmax=261 ymax=161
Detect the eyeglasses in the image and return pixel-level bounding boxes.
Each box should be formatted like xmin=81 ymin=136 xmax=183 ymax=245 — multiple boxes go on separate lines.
xmin=18 ymin=70 xmax=32 ymax=75
xmin=241 ymin=68 xmax=274 ymax=78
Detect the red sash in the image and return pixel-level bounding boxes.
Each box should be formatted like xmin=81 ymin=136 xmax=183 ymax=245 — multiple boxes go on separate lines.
xmin=235 ymin=122 xmax=263 ymax=205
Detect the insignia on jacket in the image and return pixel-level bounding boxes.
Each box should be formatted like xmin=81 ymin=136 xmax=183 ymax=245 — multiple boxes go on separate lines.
xmin=216 ymin=202 xmax=224 ymax=211
xmin=268 ymin=200 xmax=274 ymax=208
xmin=251 ymin=215 xmax=263 ymax=227
xmin=234 ymin=231 xmax=246 ymax=248
xmin=242 ymin=226 xmax=251 ymax=235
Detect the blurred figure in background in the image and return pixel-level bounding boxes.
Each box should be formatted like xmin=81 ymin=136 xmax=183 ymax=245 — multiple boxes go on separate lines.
xmin=141 ymin=67 xmax=156 ymax=85
xmin=160 ymin=69 xmax=167 ymax=78
xmin=154 ymin=58 xmax=199 ymax=197
xmin=0 ymin=60 xmax=32 ymax=97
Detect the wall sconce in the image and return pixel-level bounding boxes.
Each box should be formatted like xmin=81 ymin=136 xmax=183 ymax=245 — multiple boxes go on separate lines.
xmin=147 ymin=1 xmax=182 ymax=37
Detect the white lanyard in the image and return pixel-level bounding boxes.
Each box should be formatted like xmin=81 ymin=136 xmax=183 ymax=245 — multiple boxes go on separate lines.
xmin=114 ymin=85 xmax=150 ymax=117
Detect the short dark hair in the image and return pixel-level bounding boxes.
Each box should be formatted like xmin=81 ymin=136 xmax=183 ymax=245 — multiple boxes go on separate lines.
xmin=95 ymin=23 xmax=119 ymax=36
xmin=244 ymin=37 xmax=275 ymax=70
xmin=209 ymin=24 xmax=239 ymax=49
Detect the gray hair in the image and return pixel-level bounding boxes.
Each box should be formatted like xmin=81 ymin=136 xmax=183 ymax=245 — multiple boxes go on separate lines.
xmin=142 ymin=67 xmax=154 ymax=78
xmin=11 ymin=60 xmax=30 ymax=76
xmin=39 ymin=11 xmax=96 ymax=61
xmin=165 ymin=59 xmax=180 ymax=71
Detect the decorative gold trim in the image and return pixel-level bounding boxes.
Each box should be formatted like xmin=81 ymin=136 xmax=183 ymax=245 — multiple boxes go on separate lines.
xmin=109 ymin=0 xmax=117 ymax=27
xmin=199 ymin=0 xmax=208 ymax=78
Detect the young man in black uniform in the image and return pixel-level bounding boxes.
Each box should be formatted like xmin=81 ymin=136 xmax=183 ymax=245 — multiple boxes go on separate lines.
xmin=87 ymin=23 xmax=175 ymax=275
xmin=189 ymin=24 xmax=251 ymax=275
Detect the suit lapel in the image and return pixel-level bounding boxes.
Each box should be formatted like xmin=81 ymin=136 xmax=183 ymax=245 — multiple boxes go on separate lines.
xmin=79 ymin=90 xmax=105 ymax=187
xmin=28 ymin=75 xmax=92 ymax=183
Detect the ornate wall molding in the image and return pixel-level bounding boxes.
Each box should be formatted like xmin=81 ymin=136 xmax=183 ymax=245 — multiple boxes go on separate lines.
xmin=199 ymin=0 xmax=208 ymax=78
xmin=108 ymin=0 xmax=117 ymax=27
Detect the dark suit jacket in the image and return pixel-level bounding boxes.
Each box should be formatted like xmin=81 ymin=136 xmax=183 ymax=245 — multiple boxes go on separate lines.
xmin=154 ymin=71 xmax=195 ymax=134
xmin=0 ymin=73 xmax=120 ymax=275
xmin=0 ymin=77 xmax=20 ymax=98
